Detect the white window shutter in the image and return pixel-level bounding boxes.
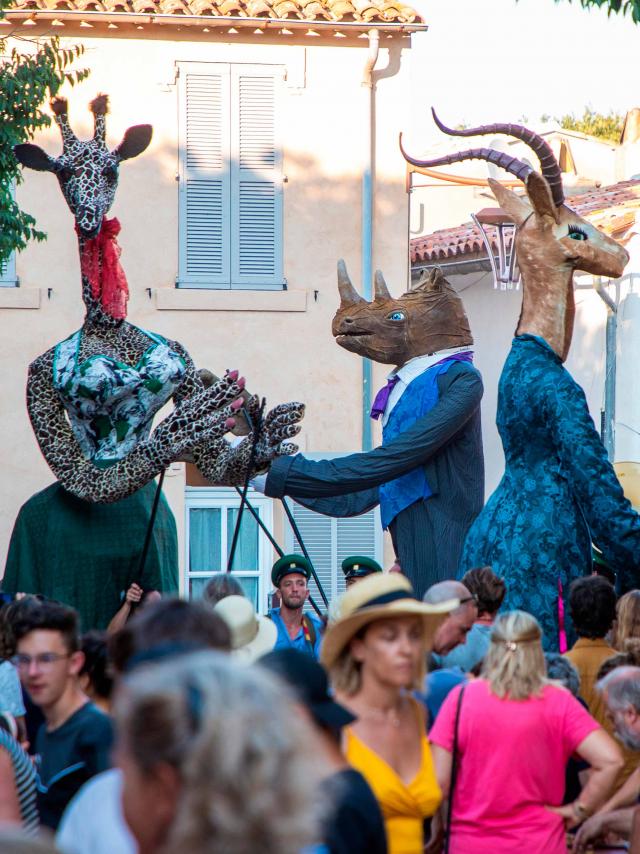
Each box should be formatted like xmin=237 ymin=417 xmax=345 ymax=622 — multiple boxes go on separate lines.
xmin=230 ymin=66 xmax=284 ymax=287
xmin=285 ymin=501 xmax=383 ymax=609
xmin=179 ymin=64 xmax=231 ymax=288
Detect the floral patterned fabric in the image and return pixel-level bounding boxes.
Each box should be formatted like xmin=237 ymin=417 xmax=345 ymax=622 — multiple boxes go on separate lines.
xmin=461 ymin=335 xmax=640 ymax=650
xmin=53 ymin=328 xmax=186 ymax=463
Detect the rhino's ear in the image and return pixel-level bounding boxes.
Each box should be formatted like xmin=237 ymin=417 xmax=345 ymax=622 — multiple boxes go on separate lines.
xmin=412 ymin=266 xmax=446 ymax=293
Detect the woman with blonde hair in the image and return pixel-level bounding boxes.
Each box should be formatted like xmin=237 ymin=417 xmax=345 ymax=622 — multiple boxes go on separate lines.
xmin=429 ymin=610 xmax=623 ymax=853
xmin=113 ymin=649 xmax=325 ymax=854
xmin=321 ymin=572 xmax=455 ymax=854
xmin=614 ymin=590 xmax=640 ymax=651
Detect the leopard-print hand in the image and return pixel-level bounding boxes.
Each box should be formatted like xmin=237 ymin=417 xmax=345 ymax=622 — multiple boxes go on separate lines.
xmin=151 ymin=372 xmax=245 ymax=467
xmin=192 ymin=399 xmax=305 ymax=485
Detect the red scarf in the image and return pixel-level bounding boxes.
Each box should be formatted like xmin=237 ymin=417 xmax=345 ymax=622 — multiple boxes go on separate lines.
xmin=78 ymin=217 xmax=129 ymax=320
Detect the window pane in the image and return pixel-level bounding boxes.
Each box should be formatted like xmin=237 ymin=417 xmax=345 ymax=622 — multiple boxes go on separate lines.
xmin=189 ymin=508 xmax=222 ymax=572
xmin=226 ymin=509 xmax=259 ymax=571
xmin=189 ymin=576 xmax=213 ymax=600
xmin=236 ymin=576 xmax=259 ymax=611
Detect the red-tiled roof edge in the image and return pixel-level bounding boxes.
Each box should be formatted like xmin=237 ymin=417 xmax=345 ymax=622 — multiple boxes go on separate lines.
xmin=411 ymin=179 xmax=640 ymax=265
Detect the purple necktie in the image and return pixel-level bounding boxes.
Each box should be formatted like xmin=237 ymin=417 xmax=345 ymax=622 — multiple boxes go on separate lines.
xmin=370 ymin=376 xmax=400 ymax=420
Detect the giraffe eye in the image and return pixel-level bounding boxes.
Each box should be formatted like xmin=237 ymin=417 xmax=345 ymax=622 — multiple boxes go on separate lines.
xmin=568 ymin=226 xmax=588 ymax=241
xmin=103 ymin=165 xmax=118 ymax=180
xmin=387 ymin=311 xmax=406 ymax=322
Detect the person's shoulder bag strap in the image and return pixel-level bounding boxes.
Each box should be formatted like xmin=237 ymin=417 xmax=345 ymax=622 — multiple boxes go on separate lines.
xmin=444 ymin=683 xmax=466 ymax=854
xmin=302 ymin=614 xmax=317 ymax=652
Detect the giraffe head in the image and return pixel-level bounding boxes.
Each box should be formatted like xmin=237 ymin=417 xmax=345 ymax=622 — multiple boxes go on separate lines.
xmin=332 ymin=261 xmax=473 ymax=366
xmin=14 ymin=95 xmax=152 ymax=239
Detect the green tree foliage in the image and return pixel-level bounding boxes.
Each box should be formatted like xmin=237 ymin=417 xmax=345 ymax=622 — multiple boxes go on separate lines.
xmin=0 ymin=2 xmax=88 ymax=268
xmin=554 ymin=0 xmax=640 ymax=23
xmin=555 ymin=107 xmax=625 ymax=143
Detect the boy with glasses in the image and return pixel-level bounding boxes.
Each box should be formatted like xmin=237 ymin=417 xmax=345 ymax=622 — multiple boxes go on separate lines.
xmin=12 ymin=600 xmax=112 ymax=829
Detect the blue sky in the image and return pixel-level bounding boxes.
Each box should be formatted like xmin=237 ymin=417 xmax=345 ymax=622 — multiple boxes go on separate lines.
xmin=409 ymin=0 xmax=640 ymax=140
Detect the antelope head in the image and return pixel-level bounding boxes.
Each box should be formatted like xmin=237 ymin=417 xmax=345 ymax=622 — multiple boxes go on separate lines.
xmin=400 ymin=110 xmax=629 ymax=360
xmin=332 ymin=260 xmax=473 ymax=366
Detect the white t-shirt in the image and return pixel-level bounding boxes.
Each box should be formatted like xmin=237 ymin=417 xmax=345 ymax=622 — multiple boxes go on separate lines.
xmin=57 ymin=768 xmax=137 ymax=854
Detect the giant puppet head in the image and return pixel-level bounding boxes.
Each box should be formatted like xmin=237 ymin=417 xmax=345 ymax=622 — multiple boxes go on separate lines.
xmin=331 ymin=261 xmax=473 ymax=366
xmin=400 ymin=110 xmax=629 ymax=360
xmin=14 ymin=95 xmax=152 ymax=239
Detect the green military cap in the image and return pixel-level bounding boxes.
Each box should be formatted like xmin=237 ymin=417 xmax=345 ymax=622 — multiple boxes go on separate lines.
xmin=271 ymin=553 xmax=313 ymax=587
xmin=341 ymin=555 xmax=383 ymax=581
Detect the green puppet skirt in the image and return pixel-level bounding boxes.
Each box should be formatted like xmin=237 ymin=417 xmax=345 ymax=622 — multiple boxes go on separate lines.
xmin=3 ymin=480 xmax=178 ymax=630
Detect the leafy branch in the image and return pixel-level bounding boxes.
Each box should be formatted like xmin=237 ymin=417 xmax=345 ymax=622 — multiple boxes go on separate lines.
xmin=0 ymin=5 xmax=88 ymax=267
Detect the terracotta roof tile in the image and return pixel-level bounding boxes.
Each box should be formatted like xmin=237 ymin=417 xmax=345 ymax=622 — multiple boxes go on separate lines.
xmin=411 ymin=180 xmax=640 ymax=266
xmin=6 ymin=0 xmax=423 ymax=22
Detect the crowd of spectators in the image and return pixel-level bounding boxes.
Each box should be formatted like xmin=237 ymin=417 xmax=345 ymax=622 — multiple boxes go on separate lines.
xmin=1 ymin=558 xmax=640 ymax=853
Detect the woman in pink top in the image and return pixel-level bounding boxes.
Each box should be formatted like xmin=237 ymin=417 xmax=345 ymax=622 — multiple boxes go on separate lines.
xmin=429 ymin=611 xmax=623 ymax=853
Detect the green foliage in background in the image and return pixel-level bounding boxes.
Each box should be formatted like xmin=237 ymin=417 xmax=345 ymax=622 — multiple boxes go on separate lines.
xmin=0 ymin=1 xmax=88 ymax=268
xmin=551 ymin=108 xmax=625 ymax=143
xmin=553 ymin=0 xmax=640 ymax=23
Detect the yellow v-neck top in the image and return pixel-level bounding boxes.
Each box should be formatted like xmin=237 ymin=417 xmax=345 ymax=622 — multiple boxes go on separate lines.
xmin=344 ymin=701 xmax=441 ymax=854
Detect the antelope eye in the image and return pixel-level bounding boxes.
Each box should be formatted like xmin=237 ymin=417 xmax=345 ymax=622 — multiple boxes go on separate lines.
xmin=567 ymin=226 xmax=588 ymax=242
xmin=387 ymin=311 xmax=406 ymax=322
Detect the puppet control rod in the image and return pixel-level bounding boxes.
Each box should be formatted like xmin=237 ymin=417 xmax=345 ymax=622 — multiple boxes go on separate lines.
xmin=225 ymin=403 xmax=329 ymax=617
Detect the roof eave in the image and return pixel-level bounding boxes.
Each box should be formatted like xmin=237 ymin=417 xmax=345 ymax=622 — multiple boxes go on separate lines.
xmin=0 ymin=9 xmax=428 ymax=32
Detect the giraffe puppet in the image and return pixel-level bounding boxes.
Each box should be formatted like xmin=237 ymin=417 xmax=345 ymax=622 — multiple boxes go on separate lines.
xmin=4 ymin=95 xmax=304 ymax=628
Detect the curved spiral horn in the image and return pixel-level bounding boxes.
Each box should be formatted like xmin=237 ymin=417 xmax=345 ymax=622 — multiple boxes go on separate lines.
xmin=399 ymin=134 xmax=534 ymax=186
xmin=429 ymin=108 xmax=564 ymax=207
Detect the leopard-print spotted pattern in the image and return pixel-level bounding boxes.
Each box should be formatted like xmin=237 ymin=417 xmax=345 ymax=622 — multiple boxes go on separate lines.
xmin=19 ymin=95 xmax=305 ymax=503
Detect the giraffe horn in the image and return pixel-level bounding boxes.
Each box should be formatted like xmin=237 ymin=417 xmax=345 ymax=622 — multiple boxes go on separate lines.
xmin=90 ymin=94 xmax=109 ymax=144
xmin=50 ymin=97 xmax=79 ymax=150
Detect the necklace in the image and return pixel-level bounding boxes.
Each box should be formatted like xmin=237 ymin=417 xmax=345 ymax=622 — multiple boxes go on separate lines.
xmin=359 ymin=699 xmax=405 ymax=728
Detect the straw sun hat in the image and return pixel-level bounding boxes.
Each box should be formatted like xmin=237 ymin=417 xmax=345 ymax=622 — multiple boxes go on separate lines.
xmin=213 ymin=595 xmax=277 ymax=663
xmin=320 ymin=573 xmax=458 ymax=670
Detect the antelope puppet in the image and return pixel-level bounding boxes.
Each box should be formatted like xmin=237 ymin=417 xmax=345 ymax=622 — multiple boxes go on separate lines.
xmin=401 ymin=110 xmax=640 ymax=648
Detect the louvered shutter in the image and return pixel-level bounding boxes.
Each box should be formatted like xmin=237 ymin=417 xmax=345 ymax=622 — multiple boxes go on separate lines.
xmin=230 ymin=66 xmax=284 ymax=287
xmin=179 ymin=64 xmax=231 ymax=288
xmin=285 ymin=500 xmax=383 ymax=610
xmin=0 ymin=252 xmax=15 ymax=286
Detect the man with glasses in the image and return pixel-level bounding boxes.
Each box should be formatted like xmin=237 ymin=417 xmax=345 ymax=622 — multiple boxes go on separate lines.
xmin=12 ymin=600 xmax=113 ymax=829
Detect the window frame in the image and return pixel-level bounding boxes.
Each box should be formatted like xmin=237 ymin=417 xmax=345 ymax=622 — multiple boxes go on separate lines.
xmin=184 ymin=486 xmax=274 ymax=612
xmin=177 ymin=60 xmax=285 ymax=292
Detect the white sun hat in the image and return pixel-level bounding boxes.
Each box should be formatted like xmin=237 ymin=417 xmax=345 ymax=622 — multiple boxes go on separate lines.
xmin=213 ymin=595 xmax=277 ymax=663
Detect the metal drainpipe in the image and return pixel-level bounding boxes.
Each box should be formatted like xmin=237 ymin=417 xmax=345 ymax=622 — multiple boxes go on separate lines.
xmin=361 ymin=28 xmax=380 ymax=451
xmin=595 ymin=278 xmax=618 ymax=461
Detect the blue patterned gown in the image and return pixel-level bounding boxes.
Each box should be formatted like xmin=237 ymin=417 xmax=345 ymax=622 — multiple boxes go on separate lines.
xmin=461 ymin=335 xmax=640 ymax=650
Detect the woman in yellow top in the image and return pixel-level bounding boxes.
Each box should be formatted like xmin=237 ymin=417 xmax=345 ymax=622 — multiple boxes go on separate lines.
xmin=321 ymin=573 xmax=457 ymax=854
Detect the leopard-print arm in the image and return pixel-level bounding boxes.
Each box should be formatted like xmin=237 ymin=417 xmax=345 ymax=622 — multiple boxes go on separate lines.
xmin=192 ymin=399 xmax=305 ymax=486
xmin=27 ymin=351 xmax=244 ymax=504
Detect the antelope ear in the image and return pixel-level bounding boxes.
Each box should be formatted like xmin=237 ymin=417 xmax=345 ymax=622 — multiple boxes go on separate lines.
xmin=13 ymin=144 xmax=57 ymax=172
xmin=487 ymin=178 xmax=531 ymax=226
xmin=115 ymin=124 xmax=152 ymax=162
xmin=524 ymin=171 xmax=559 ymax=224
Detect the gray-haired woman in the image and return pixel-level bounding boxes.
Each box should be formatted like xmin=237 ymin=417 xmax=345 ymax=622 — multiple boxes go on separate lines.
xmin=113 ymin=650 xmax=325 ymax=854
xmin=428 ymin=611 xmax=623 ymax=854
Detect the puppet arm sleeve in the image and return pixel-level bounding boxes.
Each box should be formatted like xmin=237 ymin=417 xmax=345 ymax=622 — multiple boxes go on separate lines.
xmin=265 ymin=365 xmax=483 ymax=500
xmin=547 ymin=373 xmax=640 ymax=589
